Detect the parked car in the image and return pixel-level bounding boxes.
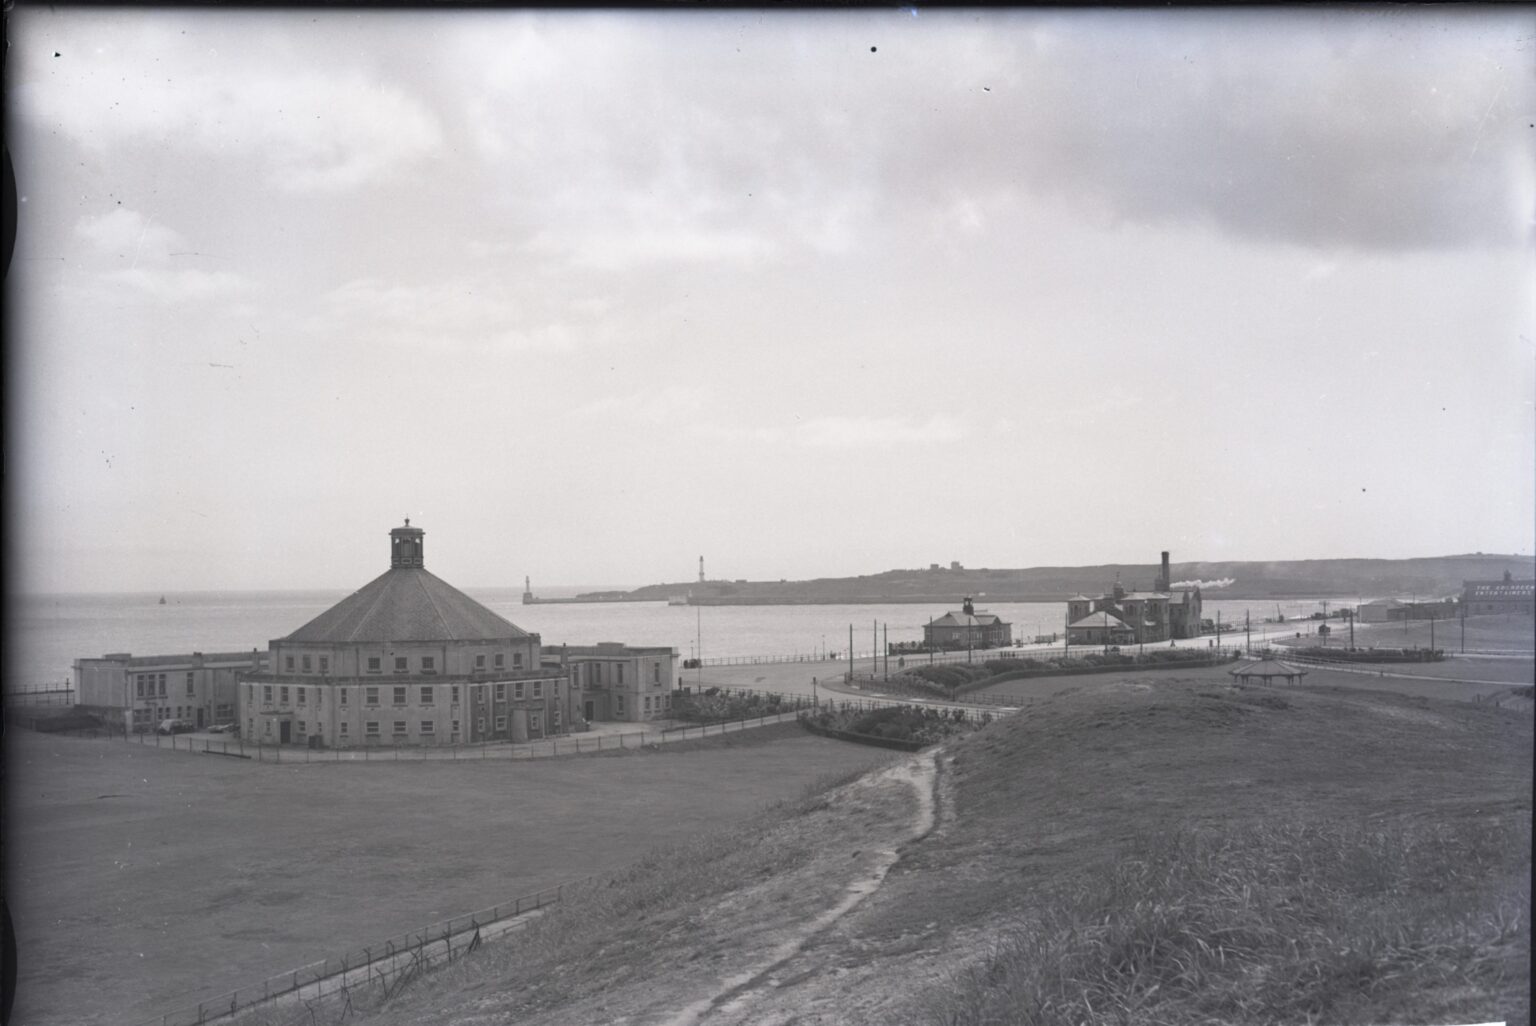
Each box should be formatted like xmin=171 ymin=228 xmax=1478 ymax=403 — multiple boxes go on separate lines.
xmin=157 ymin=718 xmax=195 ymax=735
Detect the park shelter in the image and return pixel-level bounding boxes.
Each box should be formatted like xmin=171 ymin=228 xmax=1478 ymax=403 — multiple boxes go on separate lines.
xmin=1228 ymin=657 xmax=1310 ymax=686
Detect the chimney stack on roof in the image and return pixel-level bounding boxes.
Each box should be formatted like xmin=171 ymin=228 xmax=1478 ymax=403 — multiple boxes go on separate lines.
xmin=1160 ymin=551 xmax=1171 ymax=592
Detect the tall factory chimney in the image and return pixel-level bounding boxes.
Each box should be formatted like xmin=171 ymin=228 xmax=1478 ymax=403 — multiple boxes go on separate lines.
xmin=1159 ymin=551 xmax=1171 ymax=592
xmin=699 ymin=556 xmax=706 ymax=583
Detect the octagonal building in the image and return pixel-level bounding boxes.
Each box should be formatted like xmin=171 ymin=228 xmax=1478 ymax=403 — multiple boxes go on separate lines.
xmin=238 ymin=522 xmax=573 ymax=747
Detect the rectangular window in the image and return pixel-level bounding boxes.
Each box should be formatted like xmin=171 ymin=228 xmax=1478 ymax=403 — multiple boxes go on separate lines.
xmin=475 ymin=654 xmax=486 ymax=669
xmin=301 ymin=655 xmax=312 ymax=672
xmin=617 ymin=694 xmax=626 ymax=713
xmin=514 ymin=682 xmax=524 ymax=700
xmin=365 ymin=686 xmax=379 ymax=706
xmin=421 ymin=656 xmax=435 ymax=675
xmin=451 ymin=685 xmax=460 ymax=703
xmin=644 ymin=696 xmax=652 ymax=712
xmin=340 ymin=688 xmax=348 ymax=706
xmin=420 ymin=686 xmax=433 ymax=705
xmin=532 ymin=681 xmax=543 ymax=699
xmin=297 ymin=688 xmax=307 ymax=705
xmin=653 ymin=662 xmax=661 ymax=683
xmin=394 ymin=657 xmax=408 ymax=673
xmin=280 ymin=686 xmax=289 ymax=704
xmin=285 ymin=655 xmax=295 ymax=672
xmin=393 ymin=686 xmax=407 ymax=706
xmin=265 ymin=720 xmax=272 ymax=736
xmin=158 ymin=674 xmax=167 ymax=696
xmin=319 ymin=656 xmax=329 ymax=674
xmin=247 ymin=718 xmax=254 ymax=736
xmin=186 ymin=673 xmax=195 ymax=695
xmin=617 ymin=664 xmax=625 ymax=685
xmin=367 ymin=657 xmax=381 ymax=674
xmin=136 ymin=679 xmax=146 ymax=698
xmin=495 ymin=683 xmax=507 ymax=701
xmin=513 ymin=652 xmax=524 ymax=669
xmin=340 ymin=722 xmax=349 ymax=736
xmin=365 ymin=721 xmax=380 ymax=737
xmin=297 ymin=720 xmax=307 ymax=735
xmin=420 ymin=720 xmax=434 ymax=734
xmin=392 ymin=721 xmax=407 ymax=736
xmin=477 ymin=717 xmax=485 ymax=733
xmin=494 ymin=715 xmax=507 ymax=730
xmin=264 ymin=685 xmax=273 ymax=703
xmin=451 ymin=719 xmax=460 ymax=735
xmin=494 ymin=653 xmax=505 ymax=668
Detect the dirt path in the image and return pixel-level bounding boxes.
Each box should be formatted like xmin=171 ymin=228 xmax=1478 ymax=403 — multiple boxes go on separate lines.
xmin=657 ymin=752 xmax=938 ymax=1026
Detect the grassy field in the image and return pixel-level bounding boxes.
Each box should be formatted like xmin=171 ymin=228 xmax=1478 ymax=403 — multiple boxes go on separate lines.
xmin=3 ymin=723 xmax=897 ymax=1026
xmin=1325 ymin=611 xmax=1534 ymax=654
xmin=286 ymin=667 xmax=1530 ymax=1026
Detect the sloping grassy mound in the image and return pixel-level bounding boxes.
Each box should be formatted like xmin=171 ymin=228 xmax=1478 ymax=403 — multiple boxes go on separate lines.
xmin=931 ymin=818 xmax=1528 ymax=1026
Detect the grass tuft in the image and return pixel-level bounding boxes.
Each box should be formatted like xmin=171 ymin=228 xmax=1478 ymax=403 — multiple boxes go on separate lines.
xmin=926 ymin=816 xmax=1530 ymax=1026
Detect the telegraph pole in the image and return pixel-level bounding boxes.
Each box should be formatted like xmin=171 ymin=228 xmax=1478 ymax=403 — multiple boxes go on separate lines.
xmin=1245 ymin=609 xmax=1251 ymax=654
xmin=848 ymin=624 xmax=854 ymax=683
xmin=882 ymin=623 xmax=889 ymax=680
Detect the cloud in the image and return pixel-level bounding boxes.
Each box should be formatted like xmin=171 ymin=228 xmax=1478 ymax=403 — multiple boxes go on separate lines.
xmin=75 ymin=209 xmax=185 ymax=263
xmin=309 ymin=277 xmax=580 ymax=355
xmin=100 ymin=267 xmax=256 ymax=304
xmin=575 ymin=387 xmax=710 ymax=424
xmin=72 ymin=209 xmax=257 ymax=303
xmin=794 ymin=414 xmax=967 ymax=449
xmin=17 ymin=21 xmax=441 ymax=192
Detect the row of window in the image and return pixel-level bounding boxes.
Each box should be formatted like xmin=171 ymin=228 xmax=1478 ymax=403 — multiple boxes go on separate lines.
xmin=132 ymin=705 xmax=196 ymax=723
xmin=253 ymin=681 xmax=560 ymax=708
xmin=134 ymin=672 xmax=198 ymax=698
xmin=280 ymin=652 xmax=526 ymax=675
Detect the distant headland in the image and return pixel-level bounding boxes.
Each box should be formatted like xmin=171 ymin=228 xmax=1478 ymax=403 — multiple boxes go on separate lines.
xmin=525 ymin=553 xmax=1535 ymax=606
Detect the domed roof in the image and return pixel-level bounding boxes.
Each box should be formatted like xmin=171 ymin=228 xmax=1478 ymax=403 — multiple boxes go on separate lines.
xmin=279 ymin=521 xmax=530 ymax=645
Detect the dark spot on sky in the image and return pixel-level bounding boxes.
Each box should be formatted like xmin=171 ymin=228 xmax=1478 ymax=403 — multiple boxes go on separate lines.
xmin=53 ymin=52 xmax=61 ymax=58
xmin=870 ymin=46 xmax=877 ymax=53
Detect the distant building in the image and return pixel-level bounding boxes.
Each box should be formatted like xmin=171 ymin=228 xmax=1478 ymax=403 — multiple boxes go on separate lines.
xmin=1064 ymin=610 xmax=1135 ymax=647
xmin=238 ymin=521 xmax=574 ymax=746
xmin=1357 ymin=598 xmax=1405 ymax=624
xmin=75 ymin=650 xmax=266 ymax=733
xmin=922 ymin=598 xmax=1012 ymax=650
xmin=1064 ymin=551 xmax=1203 ymax=645
xmin=1462 ymin=571 xmax=1535 ymax=617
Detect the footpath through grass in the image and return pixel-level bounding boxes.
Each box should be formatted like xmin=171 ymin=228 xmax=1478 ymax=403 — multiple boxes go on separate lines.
xmin=256 ymin=673 xmax=1531 ymax=1026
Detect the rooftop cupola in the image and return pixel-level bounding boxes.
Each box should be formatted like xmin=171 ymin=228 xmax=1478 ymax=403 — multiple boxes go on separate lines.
xmin=390 ymin=519 xmax=425 ymax=569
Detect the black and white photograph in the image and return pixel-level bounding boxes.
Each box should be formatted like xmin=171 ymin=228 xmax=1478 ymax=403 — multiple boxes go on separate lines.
xmin=3 ymin=7 xmax=1532 ymax=1026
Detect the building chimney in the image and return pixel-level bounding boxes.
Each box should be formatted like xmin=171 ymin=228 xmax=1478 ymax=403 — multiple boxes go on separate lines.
xmin=1161 ymin=551 xmax=1171 ymax=592
xmin=390 ymin=520 xmax=425 ymax=569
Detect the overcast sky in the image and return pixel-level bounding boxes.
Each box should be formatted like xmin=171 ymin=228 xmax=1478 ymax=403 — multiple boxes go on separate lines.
xmin=7 ymin=7 xmax=1534 ymax=593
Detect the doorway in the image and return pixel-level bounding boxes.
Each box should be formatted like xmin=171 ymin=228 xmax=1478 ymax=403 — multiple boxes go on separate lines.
xmin=279 ymin=720 xmax=291 ymax=744
xmin=584 ymin=700 xmax=595 ymax=721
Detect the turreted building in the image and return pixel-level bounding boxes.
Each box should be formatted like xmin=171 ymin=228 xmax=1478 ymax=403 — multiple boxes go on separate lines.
xmin=238 ymin=522 xmax=575 ymax=746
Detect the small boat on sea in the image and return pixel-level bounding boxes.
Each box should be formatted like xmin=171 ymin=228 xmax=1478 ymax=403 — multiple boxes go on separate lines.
xmin=158 ymin=595 xmax=167 ymax=605
xmin=668 ymin=595 xmax=690 ymax=606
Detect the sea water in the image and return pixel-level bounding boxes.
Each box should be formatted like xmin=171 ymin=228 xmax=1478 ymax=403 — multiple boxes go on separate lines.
xmin=3 ymin=590 xmax=1350 ymax=691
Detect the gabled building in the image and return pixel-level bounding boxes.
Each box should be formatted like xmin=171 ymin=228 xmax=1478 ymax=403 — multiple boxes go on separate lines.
xmin=1065 ymin=610 xmax=1135 ymax=647
xmin=1063 ymin=551 xmax=1203 ymax=644
xmin=922 ymin=598 xmax=1012 ymax=650
xmin=238 ymin=522 xmax=575 ymax=746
